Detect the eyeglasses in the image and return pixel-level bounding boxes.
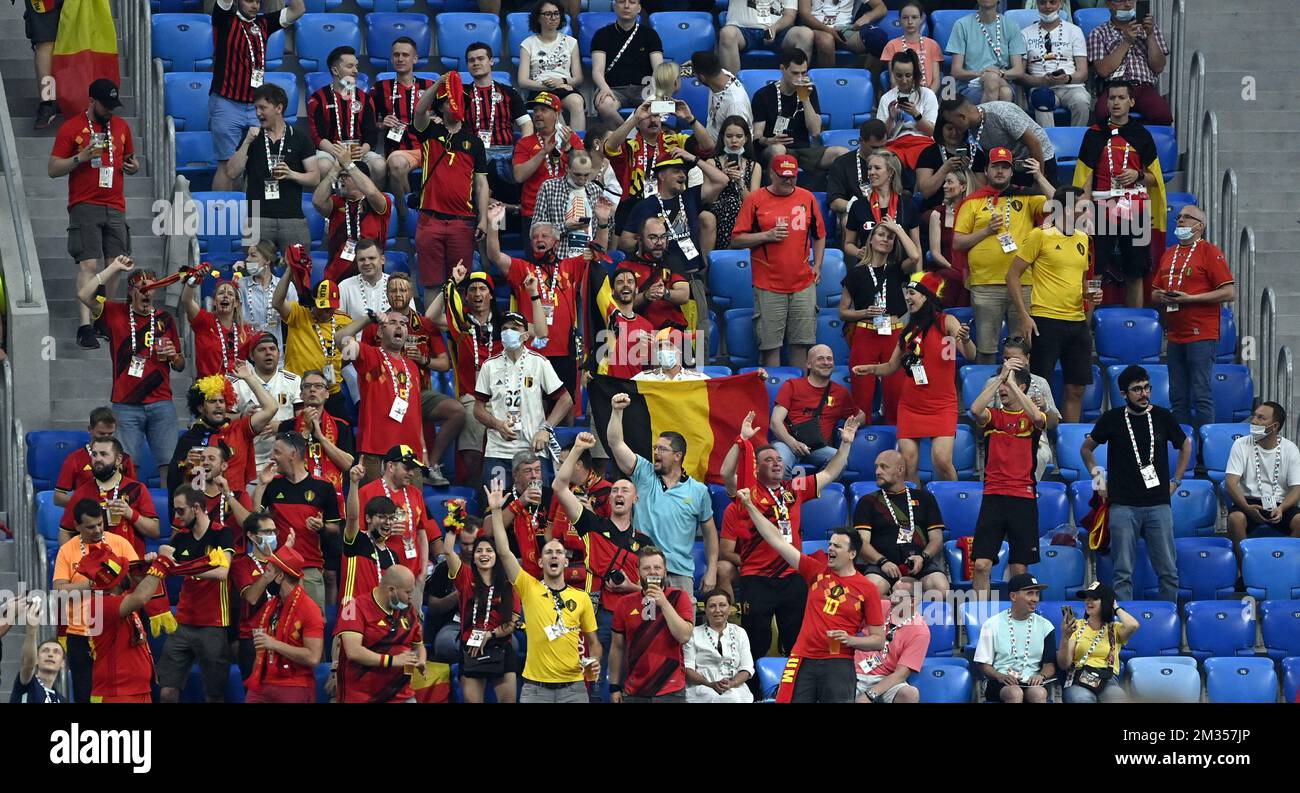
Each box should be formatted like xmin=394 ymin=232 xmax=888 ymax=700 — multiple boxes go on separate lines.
xmin=652 ymin=444 xmax=677 ymax=453
xmin=1175 ymin=214 xmax=1201 ymax=222
xmin=645 ymin=233 xmax=668 ymax=242
xmin=540 ymin=9 xmax=562 ymax=16
xmin=302 ymin=382 xmax=328 ymax=390
xmin=1127 ymin=384 xmax=1152 ymax=393
xmin=172 ymin=505 xmax=190 ymax=514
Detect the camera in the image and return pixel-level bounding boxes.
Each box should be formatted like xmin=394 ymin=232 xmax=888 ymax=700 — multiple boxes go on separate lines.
xmin=605 ymin=569 xmax=626 ymax=587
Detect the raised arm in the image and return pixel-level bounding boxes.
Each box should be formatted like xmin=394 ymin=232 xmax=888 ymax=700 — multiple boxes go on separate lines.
xmin=232 ymin=360 xmax=280 ymax=433
xmin=552 ymin=432 xmax=597 ymax=524
xmin=179 ymin=276 xmax=202 ymax=322
xmin=485 ymin=479 xmax=522 ymax=583
xmin=606 ymin=392 xmax=639 ymax=476
xmin=720 ymin=410 xmax=760 ymax=496
xmin=271 ymin=264 xmax=295 ymax=321
xmin=483 ymin=202 xmax=515 ymax=274
xmin=815 ymin=413 xmax=861 ymax=490
xmin=78 ymin=255 xmax=131 ymax=311
xmin=737 ymin=488 xmax=801 ymax=569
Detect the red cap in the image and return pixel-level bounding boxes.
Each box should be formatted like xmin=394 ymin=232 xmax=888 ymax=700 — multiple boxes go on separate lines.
xmin=77 ymin=544 xmax=130 ymax=592
xmin=240 ymin=331 xmax=278 ymax=361
xmin=268 ymin=547 xmax=306 ymax=579
xmin=988 ymin=146 xmax=1014 ymax=165
xmin=528 ymin=92 xmax=562 ymax=113
xmin=906 ymin=270 xmax=946 ymax=300
xmin=313 ymin=280 xmax=341 ymax=311
xmin=772 ymin=154 xmax=799 ymax=178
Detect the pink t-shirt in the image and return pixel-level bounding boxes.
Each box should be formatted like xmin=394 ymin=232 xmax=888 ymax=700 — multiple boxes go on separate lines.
xmin=854 ymin=615 xmax=930 ymax=678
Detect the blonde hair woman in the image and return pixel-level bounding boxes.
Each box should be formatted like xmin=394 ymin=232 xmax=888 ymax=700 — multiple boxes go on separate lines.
xmin=844 ymin=150 xmax=923 ymax=263
xmin=180 ymin=267 xmax=253 ymax=379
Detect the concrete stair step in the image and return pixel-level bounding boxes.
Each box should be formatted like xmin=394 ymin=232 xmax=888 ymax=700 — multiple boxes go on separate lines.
xmin=25 ymin=196 xmax=159 ymax=221
xmin=1215 ymin=132 xmax=1300 ymax=151
xmin=35 ymin=234 xmax=165 ymax=262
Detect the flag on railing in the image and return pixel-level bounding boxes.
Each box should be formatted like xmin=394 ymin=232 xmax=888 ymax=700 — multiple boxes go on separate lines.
xmin=51 ymin=0 xmax=120 ymax=118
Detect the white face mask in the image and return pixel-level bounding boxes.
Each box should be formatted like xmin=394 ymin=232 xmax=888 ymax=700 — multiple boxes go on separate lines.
xmin=258 ymin=534 xmax=278 ymax=553
xmin=501 ymin=328 xmax=524 ymax=350
xmin=1251 ymin=424 xmax=1269 ymax=440
xmin=1039 ymin=11 xmax=1059 ymax=23
xmin=658 ymin=348 xmax=679 ymax=368
xmin=724 ymin=144 xmax=745 ymax=156
xmin=1115 ymin=9 xmax=1137 ymax=21
xmin=244 ymin=260 xmax=264 ymax=276
xmin=1173 ymin=226 xmax=1194 ymax=241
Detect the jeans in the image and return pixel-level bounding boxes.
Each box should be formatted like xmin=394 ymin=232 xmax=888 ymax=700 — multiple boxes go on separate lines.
xmin=1167 ymin=339 xmax=1217 ymax=431
xmin=112 ymin=400 xmax=179 ymax=475
xmin=1109 ymin=504 xmax=1178 ymax=602
xmin=519 ymin=681 xmax=589 ymax=703
xmin=772 ymin=441 xmax=838 ymax=480
xmin=593 ymin=605 xmax=613 ymax=703
xmin=1062 ymin=677 xmax=1127 ymax=703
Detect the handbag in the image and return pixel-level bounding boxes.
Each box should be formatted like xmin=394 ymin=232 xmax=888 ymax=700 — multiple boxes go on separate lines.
xmin=1068 ymin=623 xmax=1116 ymax=694
xmin=460 ymin=637 xmax=509 ymax=676
xmin=787 ymin=383 xmax=833 ymax=450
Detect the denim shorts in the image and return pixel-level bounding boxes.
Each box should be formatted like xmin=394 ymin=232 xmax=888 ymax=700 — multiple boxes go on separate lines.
xmin=208 ymin=94 xmax=259 ymax=161
xmin=733 ymin=25 xmax=790 ymax=52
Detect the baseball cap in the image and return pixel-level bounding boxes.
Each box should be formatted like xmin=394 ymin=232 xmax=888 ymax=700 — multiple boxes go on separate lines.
xmin=1007 ymin=573 xmax=1048 ymax=593
xmin=384 ymin=444 xmax=430 ymax=474
xmin=1076 ymin=581 xmax=1116 ymax=602
xmin=313 ymin=280 xmax=340 ymax=310
xmin=502 ymin=311 xmax=528 ymax=328
xmin=1029 ymin=87 xmax=1058 ymax=113
xmin=89 ymin=79 xmax=123 ymax=109
xmin=988 ymin=146 xmax=1014 ymax=166
xmin=651 ymin=157 xmax=688 ymax=173
xmin=267 ymin=547 xmax=307 ymax=579
xmin=772 ymin=154 xmax=799 ymax=178
xmin=528 ymin=92 xmax=562 ymax=112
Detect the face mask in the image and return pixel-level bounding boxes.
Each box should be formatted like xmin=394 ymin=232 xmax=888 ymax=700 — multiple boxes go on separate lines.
xmin=244 ymin=260 xmax=264 ymax=276
xmin=724 ymin=144 xmax=745 ymax=156
xmin=1251 ymin=424 xmax=1269 ymax=440
xmin=339 ymin=76 xmax=356 ymax=94
xmin=658 ymin=348 xmax=679 ymax=368
xmin=390 ymin=596 xmax=409 ymax=611
xmin=1039 ymin=11 xmax=1059 ymax=23
xmin=501 ymin=329 xmax=524 ymax=350
xmin=258 ymin=534 xmax=278 ymax=553
xmin=1115 ymin=9 xmax=1136 ymax=21
xmin=1173 ymin=226 xmax=1194 ymax=241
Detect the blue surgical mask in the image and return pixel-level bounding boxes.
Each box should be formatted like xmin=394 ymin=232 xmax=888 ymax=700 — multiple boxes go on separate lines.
xmin=390 ymin=597 xmax=409 ymax=611
xmin=501 ymin=328 xmax=524 ymax=350
xmin=1250 ymin=424 xmax=1268 ymax=440
xmin=1173 ymin=226 xmax=1194 ymax=241
xmin=1115 ymin=9 xmax=1137 ymax=21
xmin=1039 ymin=11 xmax=1059 ymax=23
xmin=658 ymin=348 xmax=679 ymax=368
xmin=258 ymin=534 xmax=278 ymax=553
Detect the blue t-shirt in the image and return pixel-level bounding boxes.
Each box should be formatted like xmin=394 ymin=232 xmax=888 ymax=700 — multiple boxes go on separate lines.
xmin=623 ymin=186 xmax=705 ymax=274
xmin=10 ymin=673 xmax=64 ymax=703
xmin=629 ymin=455 xmax=713 ymax=577
xmin=946 ymin=14 xmax=1027 ymax=73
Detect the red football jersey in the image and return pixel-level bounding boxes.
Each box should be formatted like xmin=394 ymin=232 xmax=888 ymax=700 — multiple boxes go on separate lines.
xmin=361 ymin=308 xmax=447 ymax=394
xmin=513 ymin=130 xmax=583 ymax=216
xmin=354 ymin=342 xmax=425 ymax=457
xmin=776 ymin=378 xmax=856 ymax=446
xmin=790 ymin=552 xmax=882 ymax=660
xmin=324 ymin=194 xmax=393 ymax=283
xmin=618 ymin=256 xmax=689 ymax=330
xmin=506 ymin=255 xmax=587 ymax=358
xmin=171 ymin=524 xmax=235 ymax=628
xmin=55 ymin=445 xmax=137 ymax=494
xmin=94 ymin=301 xmax=180 ymax=405
xmin=50 ymin=113 xmax=132 ymax=211
xmin=358 ymin=478 xmax=440 ymax=578
xmin=230 ymin=552 xmax=270 ymax=639
xmin=340 ymin=529 xmax=400 ymax=605
xmin=262 ymin=475 xmax=342 ymax=570
xmin=191 ymin=309 xmax=253 ymax=378
xmin=250 ymin=588 xmax=325 ymax=689
xmin=87 ymin=594 xmax=154 ymax=699
xmin=980 ymin=407 xmax=1039 ymax=499
xmin=721 ymin=474 xmax=818 ymax=579
xmin=452 ymin=564 xmax=521 ymax=642
xmin=58 ymin=476 xmax=156 ymax=558
xmin=336 ymin=589 xmax=423 ymax=703
xmin=610 ymin=587 xmax=694 ymax=698
xmin=602 ymin=308 xmax=654 ymax=379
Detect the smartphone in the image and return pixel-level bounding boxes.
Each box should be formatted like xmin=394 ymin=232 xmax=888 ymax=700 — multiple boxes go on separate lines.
xmin=1136 ymin=0 xmax=1150 ymax=19
xmin=954 ymin=146 xmax=970 ymax=159
xmin=1051 ymin=69 xmax=1066 ymax=78
xmin=650 ymin=99 xmax=676 ymax=116
xmin=727 ymin=152 xmax=741 ymax=166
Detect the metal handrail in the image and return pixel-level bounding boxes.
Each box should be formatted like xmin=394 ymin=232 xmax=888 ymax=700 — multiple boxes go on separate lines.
xmin=0 ymin=56 xmax=41 ymax=307
xmin=1197 ymin=111 xmax=1217 ymax=239
xmin=1169 ymin=0 xmax=1186 ymax=151
xmin=1260 ymin=287 xmax=1276 ymax=402
xmin=1279 ymin=346 xmax=1297 ymax=445
xmin=1218 ymin=169 xmax=1237 ymax=258
xmin=158 ymin=114 xmax=177 ymax=203
xmin=1237 ymin=227 xmax=1256 ymax=372
xmin=1 ymin=361 xmax=39 ymax=608
xmin=1184 ymin=52 xmax=1205 ymax=174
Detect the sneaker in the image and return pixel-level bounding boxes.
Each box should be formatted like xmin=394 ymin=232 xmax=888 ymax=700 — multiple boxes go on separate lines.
xmin=34 ymin=101 xmax=58 ymax=130
xmin=76 ymin=324 xmax=100 ymax=349
xmin=425 ymin=463 xmax=449 ymax=487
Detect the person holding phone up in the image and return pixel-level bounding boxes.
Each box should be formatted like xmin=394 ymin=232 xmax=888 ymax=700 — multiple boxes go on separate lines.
xmin=1057 ymin=581 xmax=1140 ymax=703
xmin=1086 ymin=0 xmax=1171 ymax=125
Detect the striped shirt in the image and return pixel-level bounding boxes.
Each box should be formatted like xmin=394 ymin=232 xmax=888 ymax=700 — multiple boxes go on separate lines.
xmin=211 ymin=0 xmax=284 ymax=104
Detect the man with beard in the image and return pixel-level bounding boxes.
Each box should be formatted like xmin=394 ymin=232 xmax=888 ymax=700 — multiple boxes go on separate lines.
xmin=736 ymin=488 xmax=884 ymax=703
xmin=854 ymin=582 xmax=929 ymax=703
xmin=158 ymin=485 xmax=236 ymax=704
xmin=719 ymin=409 xmax=859 ymax=656
xmin=341 ymin=464 xmax=402 ymax=606
xmin=338 ymin=310 xmax=425 ymax=477
xmin=54 ymin=407 xmax=138 ymax=507
xmin=276 ymin=369 xmax=355 ymax=500
xmin=335 ymin=564 xmax=425 ymax=703
xmin=76 ymin=257 xmax=184 ymax=483
xmin=312 ymin=147 xmax=393 ymax=283
xmin=1081 ymin=365 xmax=1190 ymax=602
xmin=52 ymin=498 xmax=140 ymax=702
xmin=233 ymin=332 xmax=302 ymax=474
xmin=243 ymin=545 xmax=324 ymax=703
xmin=617 ymin=216 xmax=691 ymax=332
xmin=852 ymin=450 xmax=948 ymax=598
xmin=594 ymin=267 xmax=655 ymax=379
xmin=187 ymin=442 xmax=255 ymax=549
xmin=255 ymin=432 xmax=343 ymax=610
xmin=357 ymin=445 xmax=444 ymax=592
xmin=59 ymin=438 xmax=159 ymax=558
xmin=169 ymin=360 xmax=280 ymax=492
xmin=230 ymin=512 xmax=286 ymax=679
xmin=621 ymin=154 xmax=728 ymax=298
xmin=604 ymin=100 xmax=689 ymax=227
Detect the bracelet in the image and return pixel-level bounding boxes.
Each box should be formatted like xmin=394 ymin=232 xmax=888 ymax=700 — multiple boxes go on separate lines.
xmin=381 ymin=654 xmax=393 ymax=668
xmin=95 ymin=271 xmax=104 ymax=286
xmin=595 ymin=221 xmax=612 ymax=229
xmin=608 ymin=683 xmax=622 ymax=693
xmin=530 ymin=294 xmax=541 ymax=301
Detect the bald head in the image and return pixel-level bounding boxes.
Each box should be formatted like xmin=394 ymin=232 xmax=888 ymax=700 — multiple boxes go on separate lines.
xmin=1174 ymin=204 xmax=1206 ymax=244
xmin=875 ymin=450 xmax=906 ymax=490
xmin=807 ymin=344 xmax=836 ymax=378
xmin=380 ymin=564 xmax=416 ymax=609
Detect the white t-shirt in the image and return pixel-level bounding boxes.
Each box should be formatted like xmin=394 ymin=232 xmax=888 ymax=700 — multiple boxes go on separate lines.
xmin=706 ymin=72 xmax=753 ymax=144
xmin=875 ymin=85 xmax=940 ymax=140
xmin=1021 ymin=21 xmax=1087 ymax=77
xmin=522 ymin=34 xmax=579 ymax=84
xmin=238 ymin=275 xmax=296 ymax=352
xmin=726 ymin=0 xmax=795 ymax=31
xmin=338 ymin=273 xmax=390 ymax=320
xmin=633 ymin=367 xmax=710 ymax=381
xmin=233 ymin=368 xmax=302 ymax=469
xmin=808 ymin=0 xmax=855 ymax=29
xmin=474 ymin=350 xmax=566 ymax=459
xmin=1225 ymin=436 xmax=1300 ymax=509
xmin=596 ymin=161 xmax=622 ymax=209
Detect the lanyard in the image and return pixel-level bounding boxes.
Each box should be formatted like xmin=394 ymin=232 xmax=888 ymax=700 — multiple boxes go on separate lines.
xmin=382 ymin=478 xmax=415 ymax=538
xmin=312 ymin=314 xmax=337 ymax=360
xmin=470 ymin=317 xmax=494 ymax=372
xmin=900 ymin=39 xmax=927 ymax=85
xmin=390 ymin=79 xmax=418 ymax=124
xmin=604 ymin=22 xmax=640 ymax=73
xmin=380 ymin=348 xmax=412 ymax=401
xmin=129 ymin=309 xmax=157 ymax=355
xmin=358 ymin=273 xmax=388 ymax=315
xmin=710 ymin=73 xmax=739 ymax=123
xmin=343 ymin=199 xmax=363 ymax=242
xmin=472 ymin=84 xmax=501 ymax=140
xmin=858 ymin=614 xmax=915 ymax=676
xmin=655 ymin=194 xmax=685 ymax=236
xmin=881 ymin=489 xmax=915 ymax=544
xmin=302 ymin=413 xmax=331 ymax=475
xmin=710 ymin=624 xmax=739 ymax=676
xmin=854 ymin=153 xmax=869 ymax=195
xmin=866 ymin=264 xmax=887 ymax=307
xmin=547 ymin=586 xmax=567 ymax=625
xmin=263 ymin=125 xmax=287 ymax=165
xmin=1164 ymin=240 xmax=1197 ymax=292
xmin=985 ymin=193 xmax=1012 ymax=233
xmin=1123 ymin=408 xmax=1156 ymax=468
xmin=968 ymin=108 xmax=986 ymax=153
xmin=978 ymin=14 xmax=1006 ymax=63
xmin=1007 ymin=613 xmax=1034 ymax=671
xmin=99 ymin=479 xmax=123 ymax=510
xmin=243 ymin=17 xmax=265 ymax=71
xmin=86 ymin=112 xmax=114 ymax=167
xmin=215 ymin=317 xmax=244 ymax=375
xmin=764 ymin=484 xmax=790 ymax=523
xmin=1071 ymin=622 xmax=1115 ymax=671
xmin=250 ymin=276 xmax=279 ymax=330
xmin=211 ymin=489 xmax=228 ymax=528
xmin=638 ymin=136 xmax=660 ymax=195
xmin=1251 ymin=440 xmax=1284 ymax=504
xmin=330 ymin=89 xmax=358 ymax=141
xmin=471 ymin=584 xmax=496 ymax=630
xmin=1036 ymin=25 xmax=1065 ymax=58
xmin=532 ymin=261 xmax=561 ymax=303
xmin=1105 ymin=128 xmax=1130 ymax=181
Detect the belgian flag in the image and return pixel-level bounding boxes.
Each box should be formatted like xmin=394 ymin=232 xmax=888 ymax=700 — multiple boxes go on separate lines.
xmin=51 ymin=0 xmax=120 ymax=118
xmin=587 ymin=372 xmax=770 ymax=484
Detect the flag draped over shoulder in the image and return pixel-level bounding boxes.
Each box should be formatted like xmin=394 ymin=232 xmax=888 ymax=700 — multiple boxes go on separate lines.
xmin=587 ymin=373 xmax=769 ymax=485
xmin=52 ymin=0 xmax=120 ymax=118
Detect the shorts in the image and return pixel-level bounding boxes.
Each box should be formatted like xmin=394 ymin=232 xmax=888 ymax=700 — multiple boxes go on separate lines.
xmin=789 ymin=145 xmax=829 ymax=173
xmin=519 ymin=680 xmax=589 ymax=703
xmin=754 ymin=284 xmax=817 ymax=351
xmin=1028 ymin=316 xmax=1093 ymax=386
xmin=855 ymin=674 xmax=911 ymax=702
xmin=862 ymin=557 xmax=946 ymax=585
xmin=485 ymin=145 xmax=516 ymax=185
xmin=1229 ymin=496 xmax=1300 ymax=535
xmin=732 ymin=24 xmax=791 ymax=52
xmin=387 ymin=147 xmax=424 ymax=169
xmin=316 ymin=147 xmax=387 ymax=171
xmin=24 ymin=2 xmax=60 ymax=45
xmin=208 ymin=94 xmax=260 ymax=161
xmin=969 ymin=284 xmax=1033 ymax=356
xmin=68 ymin=203 xmax=130 ymax=262
xmin=421 ymin=388 xmax=453 ymax=417
xmin=256 ymin=216 xmax=313 ymax=256
xmin=157 ymin=624 xmax=232 ymax=696
xmin=457 ymin=392 xmax=487 ymax=452
xmin=459 ymin=638 xmax=520 ymax=679
xmin=776 ymin=656 xmax=856 ymax=703
xmin=972 ymin=494 xmax=1040 ymax=566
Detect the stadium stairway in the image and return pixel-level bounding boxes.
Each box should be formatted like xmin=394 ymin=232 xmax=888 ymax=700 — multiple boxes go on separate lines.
xmin=0 ymin=1 xmax=191 ymax=430
xmin=1183 ymin=0 xmax=1300 ymax=358
xmin=0 ymin=539 xmax=22 ymax=691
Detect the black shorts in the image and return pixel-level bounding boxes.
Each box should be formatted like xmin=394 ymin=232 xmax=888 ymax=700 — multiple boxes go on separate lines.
xmin=984 ymin=677 xmax=1045 ymax=702
xmin=1094 ymin=229 xmax=1151 ymax=280
xmin=24 ymin=2 xmax=60 ymax=46
xmin=1229 ymin=496 xmax=1300 ymax=535
xmin=861 ymin=557 xmax=946 ymax=585
xmin=783 ymin=657 xmax=856 ymax=703
xmin=972 ymin=494 xmax=1040 ymax=566
xmin=321 ymin=529 xmax=342 ymax=574
xmin=1028 ymin=316 xmax=1093 ymax=386
xmin=67 ymin=203 xmax=130 ymax=263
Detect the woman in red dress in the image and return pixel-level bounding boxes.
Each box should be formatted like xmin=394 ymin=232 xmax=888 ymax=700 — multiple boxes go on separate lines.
xmin=852 ymin=271 xmax=975 ymax=482
xmin=924 ymin=169 xmax=973 ymax=308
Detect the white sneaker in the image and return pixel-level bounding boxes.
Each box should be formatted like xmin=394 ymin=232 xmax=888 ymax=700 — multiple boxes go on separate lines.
xmin=426 ymin=463 xmax=450 ymax=487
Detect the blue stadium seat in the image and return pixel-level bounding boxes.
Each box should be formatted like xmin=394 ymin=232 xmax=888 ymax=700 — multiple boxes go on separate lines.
xmin=707 ymin=250 xmax=752 ymax=311
xmin=190 ymin=191 xmax=247 ymax=253
xmin=925 ymin=480 xmax=982 ymax=539
xmin=1029 ymin=546 xmax=1084 ymax=601
xmin=801 ymin=539 xmax=829 ymax=555
xmin=800 ymin=488 xmax=848 ymax=541
xmin=365 ymin=13 xmax=432 ymax=69
xmin=152 ymin=14 xmax=213 ymax=71
xmin=1285 ymin=656 xmax=1300 ymax=703
xmin=1175 ymin=538 xmax=1237 ymax=601
xmin=817 ymin=249 xmax=845 ymax=307
xmin=958 ymin=598 xmax=1005 ymax=654
xmin=1199 ymin=423 xmax=1250 ymax=486
xmin=1147 ymin=125 xmax=1177 ymax=180
xmin=815 ymin=313 xmax=849 ymax=362
xmin=295 ymin=14 xmax=362 ymax=71
xmin=1073 ymin=8 xmax=1111 ymax=38
xmin=958 ymin=364 xmax=999 ymax=415
xmin=163 ymin=72 xmax=212 ymax=132
xmin=356 ymin=0 xmax=416 ymax=10
xmin=708 ymin=484 xmax=733 ymax=531
xmin=676 ymin=77 xmax=711 ymax=127
xmin=36 ymin=490 xmax=62 ymax=543
xmin=148 ymin=488 xmax=171 ymax=541
xmin=383 ymin=250 xmax=410 ymax=275
xmin=829 ymin=364 xmax=850 ymax=393
xmin=1104 ymin=364 xmax=1170 ymax=411
xmin=1068 ymin=479 xmax=1094 ymax=527
xmin=736 ymin=69 xmax=781 ymax=97
xmin=315 ymin=663 xmax=333 ymax=703
xmin=1096 ymin=538 xmax=1160 ymax=600
xmin=1184 ymin=600 xmax=1256 ymax=661
xmin=917 ymin=424 xmax=976 ymax=482
xmin=1260 ymin=600 xmax=1300 ymax=661
xmin=28 ymin=430 xmax=90 ymax=491
xmin=1127 ymin=657 xmax=1201 ymax=702
xmin=424 ymin=485 xmax=479 ymax=527
xmin=1118 ymin=601 xmax=1181 ymax=660
xmin=1170 ymin=479 xmax=1217 ymax=537
xmin=1216 ymin=307 xmax=1237 ymax=363
xmin=843 ymin=425 xmax=898 ymax=481
xmin=740 ymin=365 xmax=801 ymax=406
xmin=1241 ymin=538 xmax=1300 ymax=600
xmin=175 ymin=131 xmax=217 ymax=192
xmin=1045 ymin=126 xmax=1087 ymax=166
xmin=945 ymin=539 xmax=1007 ymax=589
xmin=649 ymin=12 xmax=717 ymax=65
xmin=306 ymin=71 xmax=370 ymax=97
xmin=811 ymin=69 xmax=874 ymax=130
xmin=724 ymin=308 xmax=757 ymax=367
xmin=153 ymin=0 xmax=201 ymax=9
xmin=1210 ymin=364 xmax=1254 ymax=423
xmin=1093 ymin=307 xmax=1161 ymax=365
xmin=920 ymin=600 xmax=954 ymax=656
xmin=131 ymin=440 xmax=160 ymax=488
xmin=303 ymin=200 xmax=325 ymax=250
xmin=929 ymin=9 xmax=966 ymax=51
xmin=437 ymin=14 xmax=502 ymax=70
xmin=261 ymin=71 xmax=299 ymax=123
xmin=577 ymin=12 xmax=617 ymax=68
xmin=1204 ymin=657 xmax=1278 ymax=703
xmin=820 ymin=129 xmax=860 ymax=150
xmin=1036 ymin=481 xmax=1070 ymax=534
xmin=914 ymin=661 xmax=971 ymax=703
xmin=755 ymin=656 xmax=786 ymax=701
xmin=1046 ymin=364 xmax=1104 ymax=422
xmin=702 ymin=365 xmax=733 ymax=379
xmin=692 ymin=541 xmax=708 ymax=589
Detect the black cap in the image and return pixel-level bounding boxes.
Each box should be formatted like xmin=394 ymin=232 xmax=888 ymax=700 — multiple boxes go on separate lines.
xmin=89 ymin=79 xmax=122 ymax=109
xmin=1007 ymin=573 xmax=1048 ymax=593
xmin=502 ymin=311 xmax=528 ymax=328
xmin=1076 ymin=581 xmax=1116 ymax=602
xmin=383 ymin=444 xmax=430 ymax=475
